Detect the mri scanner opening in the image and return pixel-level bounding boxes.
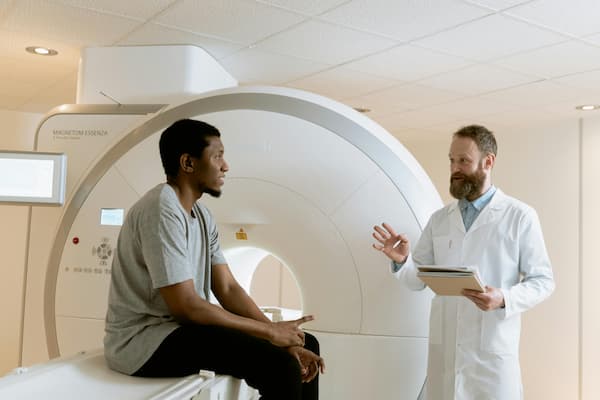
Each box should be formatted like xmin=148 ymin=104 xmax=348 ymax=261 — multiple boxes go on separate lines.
xmin=223 ymin=248 xmax=303 ymax=322
xmin=18 ymin=87 xmax=442 ymax=399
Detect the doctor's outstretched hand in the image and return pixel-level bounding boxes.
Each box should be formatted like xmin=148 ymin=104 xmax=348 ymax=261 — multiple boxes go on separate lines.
xmin=372 ymin=222 xmax=410 ymax=264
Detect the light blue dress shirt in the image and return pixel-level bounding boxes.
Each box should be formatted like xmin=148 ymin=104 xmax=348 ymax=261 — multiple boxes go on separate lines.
xmin=458 ymin=185 xmax=497 ymax=232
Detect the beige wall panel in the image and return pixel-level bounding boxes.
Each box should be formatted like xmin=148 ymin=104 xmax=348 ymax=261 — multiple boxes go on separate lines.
xmin=0 ymin=109 xmax=41 ymax=374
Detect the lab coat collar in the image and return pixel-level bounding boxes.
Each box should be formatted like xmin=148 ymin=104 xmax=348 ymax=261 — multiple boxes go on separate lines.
xmin=447 ymin=188 xmax=508 ymax=234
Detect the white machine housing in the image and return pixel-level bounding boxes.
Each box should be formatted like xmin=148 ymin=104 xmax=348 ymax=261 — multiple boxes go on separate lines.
xmin=18 ymin=46 xmax=442 ymax=399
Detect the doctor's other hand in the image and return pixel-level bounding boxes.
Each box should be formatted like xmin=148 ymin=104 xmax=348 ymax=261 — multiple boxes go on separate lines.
xmin=462 ymin=286 xmax=505 ymax=311
xmin=269 ymin=315 xmax=314 ymax=347
xmin=372 ymin=222 xmax=410 ymax=264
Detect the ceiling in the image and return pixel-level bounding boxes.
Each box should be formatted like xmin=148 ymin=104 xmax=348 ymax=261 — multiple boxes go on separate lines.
xmin=2 ymin=0 xmax=600 ymax=140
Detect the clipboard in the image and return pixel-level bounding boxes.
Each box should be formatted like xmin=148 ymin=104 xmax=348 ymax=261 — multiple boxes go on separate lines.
xmin=417 ymin=265 xmax=486 ymax=296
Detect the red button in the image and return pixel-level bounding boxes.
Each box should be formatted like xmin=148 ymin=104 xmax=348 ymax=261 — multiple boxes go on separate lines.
xmin=72 ymin=237 xmax=79 ymax=244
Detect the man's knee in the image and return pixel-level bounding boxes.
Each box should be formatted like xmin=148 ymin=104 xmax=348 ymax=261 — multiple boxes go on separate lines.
xmin=304 ymin=332 xmax=320 ymax=355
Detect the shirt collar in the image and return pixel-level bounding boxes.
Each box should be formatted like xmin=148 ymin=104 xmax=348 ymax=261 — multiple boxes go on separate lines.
xmin=459 ymin=185 xmax=497 ymax=211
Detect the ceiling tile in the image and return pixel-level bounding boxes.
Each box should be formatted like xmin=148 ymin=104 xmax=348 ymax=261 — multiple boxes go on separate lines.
xmin=47 ymin=0 xmax=178 ymax=20
xmin=18 ymin=70 xmax=78 ymax=113
xmin=552 ymin=69 xmax=600 ymax=92
xmin=347 ymin=83 xmax=465 ymax=114
xmin=118 ymin=23 xmax=245 ymax=60
xmin=220 ymin=48 xmax=331 ymax=84
xmin=462 ymin=0 xmax=533 ymax=11
xmin=257 ymin=19 xmax=396 ymax=65
xmin=481 ymin=106 xmax=574 ymax=128
xmin=1 ymin=0 xmax=142 ymax=46
xmin=373 ymin=97 xmax=516 ymax=135
xmin=256 ymin=0 xmax=349 ymax=16
xmin=494 ymin=40 xmax=600 ymax=79
xmin=390 ymin=127 xmax=445 ymax=142
xmin=539 ymin=99 xmax=595 ymax=118
xmin=480 ymin=80 xmax=585 ymax=107
xmin=418 ymin=64 xmax=541 ymax=95
xmin=425 ymin=119 xmax=511 ymax=136
xmin=154 ymin=0 xmax=305 ymax=45
xmin=374 ymin=108 xmax=463 ymax=130
xmin=285 ymin=67 xmax=399 ymax=102
xmin=506 ymin=0 xmax=600 ymax=37
xmin=421 ymin=96 xmax=520 ymax=118
xmin=0 ymin=54 xmax=73 ymax=86
xmin=583 ymin=32 xmax=600 ymax=46
xmin=319 ymin=0 xmax=490 ymax=41
xmin=416 ymin=13 xmax=568 ymax=62
xmin=0 ymin=74 xmax=40 ymax=98
xmin=343 ymin=44 xmax=472 ymax=81
xmin=0 ymin=28 xmax=81 ymax=63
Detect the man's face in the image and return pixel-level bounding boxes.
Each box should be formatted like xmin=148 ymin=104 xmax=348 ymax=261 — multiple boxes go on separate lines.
xmin=193 ymin=136 xmax=228 ymax=198
xmin=448 ymin=137 xmax=489 ymax=201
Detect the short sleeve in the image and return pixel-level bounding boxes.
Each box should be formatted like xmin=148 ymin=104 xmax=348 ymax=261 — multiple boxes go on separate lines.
xmin=206 ymin=207 xmax=227 ymax=266
xmin=138 ymin=199 xmax=194 ymax=288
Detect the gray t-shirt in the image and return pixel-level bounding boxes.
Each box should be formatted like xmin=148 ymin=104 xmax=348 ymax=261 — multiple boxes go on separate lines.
xmin=104 ymin=183 xmax=226 ymax=374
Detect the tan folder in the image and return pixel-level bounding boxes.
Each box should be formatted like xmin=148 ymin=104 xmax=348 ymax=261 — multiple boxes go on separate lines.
xmin=417 ymin=265 xmax=486 ymax=296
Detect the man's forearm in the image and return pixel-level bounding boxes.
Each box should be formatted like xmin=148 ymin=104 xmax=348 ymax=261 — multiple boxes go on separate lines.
xmin=218 ymin=284 xmax=271 ymax=323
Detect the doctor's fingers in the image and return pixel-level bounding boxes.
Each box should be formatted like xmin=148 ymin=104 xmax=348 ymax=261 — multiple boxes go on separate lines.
xmin=374 ymin=223 xmax=400 ymax=239
xmin=373 ymin=225 xmax=392 ymax=240
xmin=382 ymin=222 xmax=399 ymax=237
xmin=463 ymin=293 xmax=485 ymax=307
xmin=465 ymin=294 xmax=493 ymax=311
xmin=373 ymin=228 xmax=402 ymax=246
xmin=372 ymin=231 xmax=389 ymax=245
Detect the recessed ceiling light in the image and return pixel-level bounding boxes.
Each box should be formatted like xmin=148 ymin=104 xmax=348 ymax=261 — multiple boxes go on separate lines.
xmin=575 ymin=104 xmax=600 ymax=111
xmin=25 ymin=46 xmax=58 ymax=56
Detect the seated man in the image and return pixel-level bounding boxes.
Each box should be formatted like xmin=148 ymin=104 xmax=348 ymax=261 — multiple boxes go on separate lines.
xmin=104 ymin=119 xmax=324 ymax=400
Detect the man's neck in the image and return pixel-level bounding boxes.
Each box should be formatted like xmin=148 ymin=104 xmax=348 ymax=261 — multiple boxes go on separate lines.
xmin=166 ymin=179 xmax=201 ymax=215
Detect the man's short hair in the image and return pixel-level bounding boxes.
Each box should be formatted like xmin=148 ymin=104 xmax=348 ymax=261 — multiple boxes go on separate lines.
xmin=453 ymin=125 xmax=497 ymax=157
xmin=159 ymin=119 xmax=221 ymax=178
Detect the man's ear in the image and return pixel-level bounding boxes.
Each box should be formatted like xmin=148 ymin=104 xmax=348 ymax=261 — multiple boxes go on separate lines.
xmin=484 ymin=153 xmax=496 ymax=170
xmin=180 ymin=154 xmax=194 ymax=173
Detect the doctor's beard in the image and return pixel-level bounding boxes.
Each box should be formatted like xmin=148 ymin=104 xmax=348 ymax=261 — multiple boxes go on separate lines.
xmin=449 ymin=167 xmax=486 ymax=200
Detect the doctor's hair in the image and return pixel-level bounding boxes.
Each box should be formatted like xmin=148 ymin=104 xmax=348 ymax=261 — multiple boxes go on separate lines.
xmin=453 ymin=124 xmax=497 ymax=157
xmin=159 ymin=119 xmax=221 ymax=178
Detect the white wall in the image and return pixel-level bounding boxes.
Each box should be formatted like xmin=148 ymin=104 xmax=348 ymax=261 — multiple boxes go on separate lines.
xmin=402 ymin=119 xmax=585 ymax=400
xmin=0 ymin=109 xmax=42 ymax=375
xmin=581 ymin=116 xmax=600 ymax=400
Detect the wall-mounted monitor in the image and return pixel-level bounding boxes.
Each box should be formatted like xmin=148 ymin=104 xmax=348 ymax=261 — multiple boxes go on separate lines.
xmin=0 ymin=151 xmax=67 ymax=206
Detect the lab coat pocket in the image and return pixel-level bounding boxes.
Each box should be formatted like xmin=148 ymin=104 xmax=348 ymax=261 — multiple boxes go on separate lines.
xmin=481 ymin=310 xmax=521 ymax=355
xmin=429 ymin=297 xmax=443 ymax=345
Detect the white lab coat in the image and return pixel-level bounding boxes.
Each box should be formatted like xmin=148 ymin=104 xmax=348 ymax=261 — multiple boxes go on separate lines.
xmin=397 ymin=189 xmax=554 ymax=400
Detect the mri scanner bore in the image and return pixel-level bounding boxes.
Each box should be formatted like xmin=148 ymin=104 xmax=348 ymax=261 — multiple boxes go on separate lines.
xmin=17 ymin=86 xmax=442 ymax=399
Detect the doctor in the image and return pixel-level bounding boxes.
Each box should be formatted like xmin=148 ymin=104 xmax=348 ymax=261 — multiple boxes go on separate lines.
xmin=372 ymin=125 xmax=554 ymax=399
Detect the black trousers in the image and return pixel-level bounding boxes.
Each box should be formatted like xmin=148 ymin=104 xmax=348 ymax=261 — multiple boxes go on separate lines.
xmin=133 ymin=325 xmax=319 ymax=400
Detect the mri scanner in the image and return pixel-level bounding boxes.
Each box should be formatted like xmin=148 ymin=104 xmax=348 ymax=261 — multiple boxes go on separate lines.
xmin=0 ymin=46 xmax=442 ymax=399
